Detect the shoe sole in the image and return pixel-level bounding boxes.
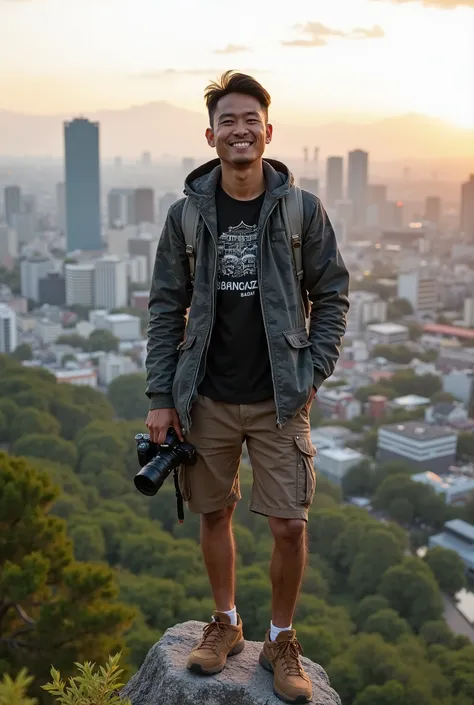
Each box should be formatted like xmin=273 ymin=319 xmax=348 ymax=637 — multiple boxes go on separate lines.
xmin=187 ymin=639 xmax=245 ymax=676
xmin=259 ymin=653 xmax=311 ymax=704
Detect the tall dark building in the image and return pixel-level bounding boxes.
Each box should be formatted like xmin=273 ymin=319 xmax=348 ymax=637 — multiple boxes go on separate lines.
xmin=461 ymin=174 xmax=474 ymax=241
xmin=108 ymin=188 xmax=136 ymax=228
xmin=325 ymin=157 xmax=343 ymax=208
xmin=4 ymin=186 xmax=21 ymax=227
xmin=134 ymin=188 xmax=155 ymax=224
xmin=38 ymin=272 xmax=66 ymax=306
xmin=347 ymin=150 xmax=369 ymax=227
xmin=64 ymin=118 xmax=101 ymax=251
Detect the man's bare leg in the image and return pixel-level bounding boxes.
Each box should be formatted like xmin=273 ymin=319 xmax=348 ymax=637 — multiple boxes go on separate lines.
xmin=200 ymin=504 xmax=236 ymax=611
xmin=268 ymin=517 xmax=307 ymax=627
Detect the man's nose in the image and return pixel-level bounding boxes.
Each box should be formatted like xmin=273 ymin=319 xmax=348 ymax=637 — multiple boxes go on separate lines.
xmin=233 ymin=122 xmax=250 ymax=135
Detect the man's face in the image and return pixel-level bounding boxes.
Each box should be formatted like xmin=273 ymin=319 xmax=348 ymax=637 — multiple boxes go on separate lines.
xmin=205 ymin=93 xmax=272 ymax=166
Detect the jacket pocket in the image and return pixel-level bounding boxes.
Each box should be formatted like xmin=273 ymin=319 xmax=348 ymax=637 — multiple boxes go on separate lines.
xmin=283 ymin=328 xmax=312 ymax=349
xmin=294 ymin=435 xmax=317 ymax=506
xmin=177 ymin=334 xmax=197 ymax=354
xmin=178 ymin=465 xmax=192 ymax=501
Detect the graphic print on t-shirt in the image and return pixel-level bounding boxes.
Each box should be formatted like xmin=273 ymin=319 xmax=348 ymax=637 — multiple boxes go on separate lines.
xmin=217 ymin=221 xmax=258 ymax=298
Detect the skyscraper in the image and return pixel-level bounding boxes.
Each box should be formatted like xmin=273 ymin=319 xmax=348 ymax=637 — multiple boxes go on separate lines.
xmin=108 ymin=188 xmax=136 ymax=228
xmin=461 ymin=174 xmax=474 ymax=241
xmin=64 ymin=118 xmax=101 ymax=251
xmin=56 ymin=182 xmax=66 ymax=234
xmin=94 ymin=255 xmax=128 ymax=309
xmin=326 ymin=157 xmax=343 ymax=208
xmin=4 ymin=186 xmax=21 ymax=227
xmin=134 ymin=188 xmax=155 ymax=224
xmin=424 ymin=197 xmax=441 ymax=225
xmin=347 ymin=150 xmax=369 ymax=227
xmin=0 ymin=304 xmax=17 ymax=354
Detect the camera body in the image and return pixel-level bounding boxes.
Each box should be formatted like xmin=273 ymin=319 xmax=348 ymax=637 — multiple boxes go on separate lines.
xmin=134 ymin=428 xmax=197 ymax=497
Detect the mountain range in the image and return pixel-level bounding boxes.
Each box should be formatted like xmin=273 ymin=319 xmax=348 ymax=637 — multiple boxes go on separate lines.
xmin=1 ymin=101 xmax=473 ymax=162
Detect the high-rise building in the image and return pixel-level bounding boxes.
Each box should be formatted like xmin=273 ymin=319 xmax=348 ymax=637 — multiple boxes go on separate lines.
xmin=0 ymin=224 xmax=18 ymax=264
xmin=4 ymin=186 xmax=21 ymax=227
xmin=64 ymin=118 xmax=101 ymax=251
xmin=20 ymin=257 xmax=54 ymax=301
xmin=425 ymin=196 xmax=441 ymax=225
xmin=158 ymin=192 xmax=178 ymax=225
xmin=107 ymin=189 xmax=136 ymax=228
xmin=134 ymin=188 xmax=155 ymax=224
xmin=56 ymin=182 xmax=66 ymax=234
xmin=384 ymin=201 xmax=404 ymax=229
xmin=366 ymin=184 xmax=388 ymax=227
xmin=38 ymin=273 xmax=66 ymax=306
xmin=299 ymin=178 xmax=319 ymax=197
xmin=0 ymin=303 xmax=17 ymax=353
xmin=461 ymin=174 xmax=474 ymax=241
xmin=347 ymin=150 xmax=368 ymax=227
xmin=128 ymin=234 xmax=158 ymax=279
xmin=397 ymin=271 xmax=438 ymax=315
xmin=326 ymin=157 xmax=343 ymax=208
xmin=22 ymin=194 xmax=36 ymax=216
xmin=65 ymin=263 xmax=95 ymax=307
xmin=94 ymin=256 xmax=128 ymax=309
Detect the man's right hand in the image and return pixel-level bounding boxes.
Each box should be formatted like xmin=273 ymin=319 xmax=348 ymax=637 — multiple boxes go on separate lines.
xmin=145 ymin=408 xmax=184 ymax=444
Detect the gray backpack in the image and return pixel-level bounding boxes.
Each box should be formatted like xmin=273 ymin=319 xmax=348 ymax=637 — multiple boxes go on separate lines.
xmin=181 ymin=185 xmax=309 ymax=316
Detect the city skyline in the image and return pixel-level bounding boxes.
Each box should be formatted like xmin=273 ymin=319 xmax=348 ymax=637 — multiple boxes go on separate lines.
xmin=1 ymin=0 xmax=473 ymax=132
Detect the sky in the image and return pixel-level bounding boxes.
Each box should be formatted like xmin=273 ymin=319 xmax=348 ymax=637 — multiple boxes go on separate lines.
xmin=1 ymin=0 xmax=473 ymax=129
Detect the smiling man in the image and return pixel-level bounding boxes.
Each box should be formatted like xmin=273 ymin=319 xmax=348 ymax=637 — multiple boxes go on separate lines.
xmin=145 ymin=71 xmax=349 ymax=704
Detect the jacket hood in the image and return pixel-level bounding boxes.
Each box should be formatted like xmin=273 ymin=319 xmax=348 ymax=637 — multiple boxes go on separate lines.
xmin=184 ymin=158 xmax=295 ymax=203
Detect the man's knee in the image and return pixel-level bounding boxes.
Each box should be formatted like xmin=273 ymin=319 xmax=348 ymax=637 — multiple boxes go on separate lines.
xmin=269 ymin=517 xmax=306 ymax=548
xmin=201 ymin=504 xmax=236 ymax=530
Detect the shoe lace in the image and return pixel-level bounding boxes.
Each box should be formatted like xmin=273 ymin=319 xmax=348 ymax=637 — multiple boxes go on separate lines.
xmin=274 ymin=639 xmax=305 ymax=677
xmin=199 ymin=620 xmax=225 ymax=654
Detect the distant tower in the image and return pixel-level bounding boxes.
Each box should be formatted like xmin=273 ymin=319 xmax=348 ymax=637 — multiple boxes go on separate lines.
xmin=326 ymin=157 xmax=343 ymax=208
xmin=4 ymin=186 xmax=21 ymax=227
xmin=347 ymin=150 xmax=369 ymax=227
xmin=64 ymin=118 xmax=101 ymax=251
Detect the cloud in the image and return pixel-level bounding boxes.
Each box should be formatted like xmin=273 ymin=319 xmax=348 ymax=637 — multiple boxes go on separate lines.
xmin=213 ymin=44 xmax=251 ymax=54
xmin=282 ymin=22 xmax=385 ymax=47
xmin=371 ymin=0 xmax=474 ymax=7
xmin=136 ymin=68 xmax=267 ymax=79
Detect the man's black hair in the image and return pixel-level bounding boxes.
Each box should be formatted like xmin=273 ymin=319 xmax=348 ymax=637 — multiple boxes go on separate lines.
xmin=204 ymin=70 xmax=271 ymax=127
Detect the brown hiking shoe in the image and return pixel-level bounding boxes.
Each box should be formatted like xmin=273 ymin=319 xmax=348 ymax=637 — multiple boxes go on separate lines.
xmin=259 ymin=629 xmax=312 ymax=703
xmin=186 ymin=611 xmax=245 ymax=675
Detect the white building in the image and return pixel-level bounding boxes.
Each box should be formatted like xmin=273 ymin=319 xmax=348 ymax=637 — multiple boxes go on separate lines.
xmin=378 ymin=422 xmax=458 ymax=473
xmin=94 ymin=256 xmax=127 ymax=309
xmin=54 ymin=367 xmax=97 ymax=387
xmin=98 ymin=352 xmax=138 ymax=386
xmin=317 ymin=447 xmax=365 ymax=486
xmin=106 ymin=225 xmax=137 ymax=258
xmin=65 ymin=263 xmax=95 ymax=307
xmin=392 ymin=394 xmax=431 ymax=410
xmin=397 ymin=271 xmax=438 ymax=315
xmin=0 ymin=303 xmax=17 ymax=353
xmin=367 ymin=322 xmax=409 ymax=347
xmin=126 ymin=255 xmax=148 ymax=285
xmin=35 ymin=318 xmax=62 ymax=345
xmin=103 ymin=313 xmax=141 ymax=341
xmin=20 ymin=257 xmax=54 ymax=302
xmin=346 ymin=291 xmax=387 ymax=335
xmin=412 ymin=472 xmax=474 ymax=506
xmin=429 ymin=520 xmax=474 ymax=577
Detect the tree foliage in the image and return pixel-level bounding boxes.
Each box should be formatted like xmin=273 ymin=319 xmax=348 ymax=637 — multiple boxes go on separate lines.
xmin=107 ymin=374 xmax=149 ymax=421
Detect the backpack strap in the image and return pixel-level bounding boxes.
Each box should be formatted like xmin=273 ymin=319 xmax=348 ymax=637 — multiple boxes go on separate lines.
xmin=281 ymin=185 xmax=304 ymax=282
xmin=181 ymin=198 xmax=200 ymax=285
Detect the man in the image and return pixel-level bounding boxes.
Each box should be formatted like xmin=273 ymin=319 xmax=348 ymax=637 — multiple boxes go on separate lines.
xmin=145 ymin=71 xmax=349 ymax=704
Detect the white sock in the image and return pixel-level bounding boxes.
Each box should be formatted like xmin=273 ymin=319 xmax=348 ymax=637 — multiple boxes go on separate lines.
xmin=215 ymin=606 xmax=238 ymax=626
xmin=270 ymin=621 xmax=292 ymax=642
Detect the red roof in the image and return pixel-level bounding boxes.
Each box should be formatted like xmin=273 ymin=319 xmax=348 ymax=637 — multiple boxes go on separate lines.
xmin=423 ymin=323 xmax=474 ymax=340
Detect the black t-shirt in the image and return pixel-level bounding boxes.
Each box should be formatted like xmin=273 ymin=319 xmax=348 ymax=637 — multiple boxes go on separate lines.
xmin=198 ymin=185 xmax=274 ymax=404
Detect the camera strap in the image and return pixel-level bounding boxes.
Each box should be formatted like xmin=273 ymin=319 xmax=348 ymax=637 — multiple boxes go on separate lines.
xmin=173 ymin=469 xmax=185 ymax=523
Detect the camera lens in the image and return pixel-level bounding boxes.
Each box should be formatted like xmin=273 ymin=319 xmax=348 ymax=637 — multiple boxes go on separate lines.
xmin=134 ymin=453 xmax=173 ymax=496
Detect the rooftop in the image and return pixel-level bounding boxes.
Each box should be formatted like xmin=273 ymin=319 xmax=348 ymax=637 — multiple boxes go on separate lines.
xmin=105 ymin=313 xmax=140 ymax=323
xmin=423 ymin=323 xmax=474 ymax=340
xmin=393 ymin=394 xmax=431 ymax=407
xmin=412 ymin=471 xmax=474 ymax=492
xmin=318 ymin=447 xmax=364 ymax=462
xmin=445 ymin=519 xmax=474 ymax=543
xmin=367 ymin=323 xmax=408 ymax=335
xmin=379 ymin=421 xmax=457 ymax=441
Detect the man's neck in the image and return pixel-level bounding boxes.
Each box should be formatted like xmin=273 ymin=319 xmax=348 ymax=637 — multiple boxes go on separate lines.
xmin=220 ymin=160 xmax=266 ymax=201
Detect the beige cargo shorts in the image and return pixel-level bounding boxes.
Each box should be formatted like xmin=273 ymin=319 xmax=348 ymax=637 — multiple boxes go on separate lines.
xmin=178 ymin=394 xmax=317 ymax=521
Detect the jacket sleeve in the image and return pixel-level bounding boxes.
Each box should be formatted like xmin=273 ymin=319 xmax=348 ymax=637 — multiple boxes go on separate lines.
xmin=302 ymin=196 xmax=350 ymax=390
xmin=145 ymin=201 xmax=191 ymax=410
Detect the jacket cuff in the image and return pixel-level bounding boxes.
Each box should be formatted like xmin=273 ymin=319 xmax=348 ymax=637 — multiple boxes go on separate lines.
xmin=148 ymin=393 xmax=175 ymax=410
xmin=313 ymin=369 xmax=325 ymax=392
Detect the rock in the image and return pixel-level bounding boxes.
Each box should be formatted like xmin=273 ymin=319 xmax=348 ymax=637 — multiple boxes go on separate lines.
xmin=121 ymin=620 xmax=341 ymax=705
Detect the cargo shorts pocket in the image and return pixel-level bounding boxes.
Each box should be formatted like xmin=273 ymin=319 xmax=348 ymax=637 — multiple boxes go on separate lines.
xmin=294 ymin=436 xmax=317 ymax=506
xmin=177 ymin=465 xmax=192 ymax=501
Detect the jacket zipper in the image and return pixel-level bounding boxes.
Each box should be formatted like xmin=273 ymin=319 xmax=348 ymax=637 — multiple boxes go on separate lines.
xmin=258 ymin=202 xmax=282 ymax=428
xmin=184 ymin=212 xmax=217 ymax=431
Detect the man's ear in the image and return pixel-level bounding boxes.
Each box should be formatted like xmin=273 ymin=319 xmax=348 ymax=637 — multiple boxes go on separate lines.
xmin=205 ymin=127 xmax=215 ymax=148
xmin=265 ymin=123 xmax=273 ymax=145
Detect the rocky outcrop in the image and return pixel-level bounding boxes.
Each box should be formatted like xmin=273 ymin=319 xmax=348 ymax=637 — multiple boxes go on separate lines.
xmin=121 ymin=620 xmax=341 ymax=705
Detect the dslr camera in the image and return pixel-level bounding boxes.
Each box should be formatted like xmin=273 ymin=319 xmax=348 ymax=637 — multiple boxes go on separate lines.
xmin=134 ymin=428 xmax=197 ymax=497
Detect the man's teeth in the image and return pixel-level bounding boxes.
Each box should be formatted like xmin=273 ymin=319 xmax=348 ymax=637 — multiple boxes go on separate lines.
xmin=233 ymin=142 xmax=251 ymax=147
